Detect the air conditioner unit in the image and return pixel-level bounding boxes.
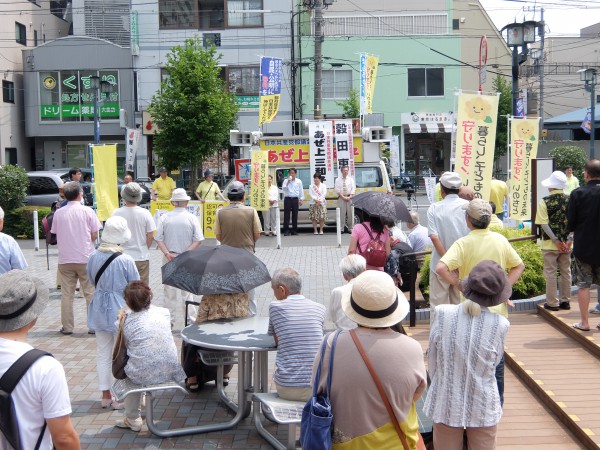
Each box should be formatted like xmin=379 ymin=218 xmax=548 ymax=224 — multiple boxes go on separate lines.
xmin=362 ymin=126 xmax=392 ymax=142
xmin=230 ymin=130 xmax=253 ymax=146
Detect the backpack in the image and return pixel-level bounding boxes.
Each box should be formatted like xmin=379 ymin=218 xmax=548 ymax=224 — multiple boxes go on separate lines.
xmin=542 ymin=193 xmax=569 ymax=242
xmin=0 ymin=349 xmax=52 ymax=450
xmin=41 ymin=202 xmax=58 ymax=246
xmin=358 ymin=223 xmax=388 ymax=267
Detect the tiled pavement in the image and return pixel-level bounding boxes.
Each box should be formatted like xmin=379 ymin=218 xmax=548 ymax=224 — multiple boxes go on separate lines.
xmin=16 ymin=233 xmax=583 ymax=449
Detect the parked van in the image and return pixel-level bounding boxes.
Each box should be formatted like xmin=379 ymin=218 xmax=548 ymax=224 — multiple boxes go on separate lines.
xmin=226 ymin=136 xmax=392 ymax=225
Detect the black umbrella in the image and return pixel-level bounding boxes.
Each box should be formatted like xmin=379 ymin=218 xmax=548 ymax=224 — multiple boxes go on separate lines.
xmin=352 ymin=191 xmax=413 ymax=223
xmin=161 ymin=245 xmax=271 ymax=295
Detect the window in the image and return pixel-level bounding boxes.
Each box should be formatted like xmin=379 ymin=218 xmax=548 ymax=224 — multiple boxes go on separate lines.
xmin=228 ymin=66 xmax=259 ymax=95
xmin=15 ymin=22 xmax=26 ymax=45
xmin=3 ymin=81 xmax=14 ymax=103
xmin=34 ymin=30 xmax=38 ymax=46
xmin=158 ymin=0 xmax=262 ymax=29
xmin=322 ymin=69 xmax=352 ymax=99
xmin=27 ymin=176 xmax=59 ymax=196
xmin=408 ymin=68 xmax=444 ymax=97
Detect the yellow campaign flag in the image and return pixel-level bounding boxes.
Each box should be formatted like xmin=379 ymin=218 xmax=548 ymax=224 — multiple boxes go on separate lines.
xmin=365 ymin=55 xmax=379 ymax=114
xmin=509 ymin=118 xmax=539 ymax=221
xmin=250 ymin=150 xmax=269 ymax=211
xmin=92 ymin=144 xmax=119 ymax=221
xmin=203 ymin=201 xmax=228 ymax=238
xmin=455 ymin=93 xmax=499 ymax=200
xmin=258 ymin=94 xmax=280 ymax=126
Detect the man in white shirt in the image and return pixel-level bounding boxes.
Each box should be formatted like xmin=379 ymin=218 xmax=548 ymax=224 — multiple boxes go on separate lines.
xmin=406 ymin=211 xmax=433 ymax=255
xmin=112 ymin=182 xmax=156 ymax=284
xmin=282 ymin=168 xmax=304 ymax=236
xmin=329 ymin=255 xmax=366 ymax=330
xmin=335 ymin=165 xmax=356 ymax=233
xmin=0 ymin=270 xmax=80 ymax=450
xmin=155 ymin=188 xmax=204 ymax=328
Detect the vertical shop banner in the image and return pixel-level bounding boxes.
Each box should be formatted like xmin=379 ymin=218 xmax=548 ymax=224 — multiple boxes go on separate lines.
xmin=389 ymin=135 xmax=400 ymax=177
xmin=203 ymin=201 xmax=227 ymax=238
xmin=510 ymin=118 xmax=539 ymax=220
xmin=359 ymin=54 xmax=367 ymax=116
xmin=125 ymin=128 xmax=141 ymax=172
xmin=258 ymin=57 xmax=282 ymax=126
xmin=309 ymin=121 xmax=335 ymax=188
xmin=455 ymin=93 xmax=499 ymax=200
xmin=333 ymin=120 xmax=355 ymax=177
xmin=92 ymin=144 xmax=119 ymax=220
xmin=250 ymin=150 xmax=269 ymax=211
xmin=424 ymin=177 xmax=437 ymax=204
xmin=581 ymin=110 xmax=592 ymax=134
xmin=365 ymin=55 xmax=379 ymax=114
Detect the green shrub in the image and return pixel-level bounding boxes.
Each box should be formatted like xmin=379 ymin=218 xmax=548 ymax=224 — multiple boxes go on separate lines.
xmin=3 ymin=206 xmax=51 ymax=239
xmin=418 ymin=227 xmax=545 ymax=301
xmin=0 ymin=165 xmax=29 ymax=211
xmin=548 ymin=145 xmax=587 ymax=182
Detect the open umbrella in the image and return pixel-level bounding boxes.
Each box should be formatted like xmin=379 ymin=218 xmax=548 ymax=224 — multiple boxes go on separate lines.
xmin=161 ymin=245 xmax=271 ymax=295
xmin=352 ymin=191 xmax=413 ymax=223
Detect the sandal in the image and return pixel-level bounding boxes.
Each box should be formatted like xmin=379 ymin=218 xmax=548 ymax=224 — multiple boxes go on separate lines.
xmin=573 ymin=322 xmax=591 ymax=331
xmin=185 ymin=378 xmax=201 ymax=392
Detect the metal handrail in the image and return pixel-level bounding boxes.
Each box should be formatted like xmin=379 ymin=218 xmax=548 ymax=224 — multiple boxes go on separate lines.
xmin=404 ymin=234 xmax=537 ymax=327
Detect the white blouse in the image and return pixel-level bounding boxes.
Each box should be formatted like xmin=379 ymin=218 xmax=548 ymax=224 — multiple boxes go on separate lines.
xmin=309 ymin=183 xmax=327 ymax=205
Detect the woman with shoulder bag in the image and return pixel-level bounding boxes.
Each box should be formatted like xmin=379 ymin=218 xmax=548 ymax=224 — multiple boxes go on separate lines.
xmin=86 ymin=216 xmax=139 ymax=409
xmin=312 ymin=270 xmax=427 ymax=449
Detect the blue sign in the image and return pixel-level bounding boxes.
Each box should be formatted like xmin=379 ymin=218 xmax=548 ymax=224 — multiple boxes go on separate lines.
xmin=259 ymin=57 xmax=282 ymax=96
xmin=581 ymin=110 xmax=592 ymax=134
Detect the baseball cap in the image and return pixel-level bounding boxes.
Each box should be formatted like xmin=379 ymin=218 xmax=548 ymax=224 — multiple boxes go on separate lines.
xmin=462 ymin=198 xmax=492 ymax=221
xmin=228 ymin=181 xmax=245 ymax=195
xmin=440 ymin=172 xmax=463 ymax=189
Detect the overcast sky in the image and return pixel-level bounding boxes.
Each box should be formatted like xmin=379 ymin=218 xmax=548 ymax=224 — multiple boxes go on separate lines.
xmin=479 ymin=0 xmax=600 ymax=36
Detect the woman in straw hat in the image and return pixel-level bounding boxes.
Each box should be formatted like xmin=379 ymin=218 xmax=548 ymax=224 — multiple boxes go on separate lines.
xmin=313 ymin=270 xmax=427 ymax=448
xmin=87 ymin=216 xmax=139 ymax=409
xmin=424 ymin=260 xmax=511 ymax=450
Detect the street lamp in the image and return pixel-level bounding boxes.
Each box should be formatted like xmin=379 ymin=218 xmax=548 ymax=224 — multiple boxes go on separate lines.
xmin=90 ymin=75 xmax=112 ymax=144
xmin=578 ymin=67 xmax=597 ymax=158
xmin=502 ymin=21 xmax=541 ymax=117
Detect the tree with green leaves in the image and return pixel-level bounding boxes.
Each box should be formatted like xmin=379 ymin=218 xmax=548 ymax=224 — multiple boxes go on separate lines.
xmin=492 ymin=75 xmax=512 ymax=161
xmin=0 ymin=165 xmax=28 ymax=211
xmin=335 ymin=88 xmax=360 ymax=119
xmin=148 ymin=37 xmax=239 ymax=189
xmin=549 ymin=145 xmax=587 ymax=181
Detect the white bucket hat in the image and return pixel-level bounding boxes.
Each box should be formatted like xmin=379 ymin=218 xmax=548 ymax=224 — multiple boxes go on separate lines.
xmin=170 ymin=188 xmax=191 ymax=202
xmin=541 ymin=170 xmax=567 ymax=190
xmin=101 ymin=216 xmax=131 ymax=245
xmin=121 ymin=182 xmax=142 ymax=203
xmin=341 ymin=270 xmax=409 ymax=328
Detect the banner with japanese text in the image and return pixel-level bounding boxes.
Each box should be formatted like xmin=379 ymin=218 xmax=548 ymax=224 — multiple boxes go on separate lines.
xmin=509 ymin=118 xmax=539 ymax=220
xmin=309 ymin=121 xmax=335 ymax=188
xmin=150 ymin=200 xmax=204 ymax=234
xmin=455 ymin=93 xmax=499 ymax=200
xmin=92 ymin=144 xmax=119 ymax=220
xmin=259 ymin=136 xmax=364 ymax=165
xmin=365 ymin=55 xmax=379 ymax=114
xmin=203 ymin=200 xmax=228 ymax=238
xmin=250 ymin=150 xmax=269 ymax=211
xmin=389 ymin=135 xmax=400 ymax=177
xmin=258 ymin=57 xmax=282 ymax=126
xmin=125 ymin=128 xmax=141 ymax=172
xmin=333 ymin=120 xmax=355 ymax=177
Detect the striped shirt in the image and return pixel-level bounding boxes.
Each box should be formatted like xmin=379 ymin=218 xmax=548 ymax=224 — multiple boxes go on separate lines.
xmin=268 ymin=295 xmax=326 ymax=387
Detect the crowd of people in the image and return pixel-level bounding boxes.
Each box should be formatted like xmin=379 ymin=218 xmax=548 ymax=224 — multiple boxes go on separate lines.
xmin=0 ymin=159 xmax=599 ymax=449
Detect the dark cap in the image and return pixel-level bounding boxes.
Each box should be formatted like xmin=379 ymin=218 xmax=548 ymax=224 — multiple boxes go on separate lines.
xmin=158 ymin=167 xmax=167 ymax=173
xmin=229 ymin=181 xmax=245 ymax=195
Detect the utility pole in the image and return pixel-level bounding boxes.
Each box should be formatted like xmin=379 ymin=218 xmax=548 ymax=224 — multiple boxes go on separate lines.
xmin=313 ymin=0 xmax=323 ymax=120
xmin=539 ymin=8 xmax=545 ymax=132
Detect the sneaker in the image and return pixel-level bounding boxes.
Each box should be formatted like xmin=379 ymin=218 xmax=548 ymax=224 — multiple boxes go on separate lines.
xmin=115 ymin=417 xmax=143 ymax=432
xmin=590 ymin=308 xmax=600 ymax=314
xmin=543 ymin=303 xmax=559 ymax=312
xmin=559 ymin=302 xmax=571 ymax=310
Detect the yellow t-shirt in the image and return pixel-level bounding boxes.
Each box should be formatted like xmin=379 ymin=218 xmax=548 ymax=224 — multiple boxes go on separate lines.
xmin=196 ymin=180 xmax=222 ymax=200
xmin=489 ymin=179 xmax=508 ymax=214
xmin=440 ymin=228 xmax=523 ymax=317
xmin=564 ymin=176 xmax=579 ymax=195
xmin=152 ymin=176 xmax=176 ymax=200
xmin=489 ymin=214 xmax=504 ymax=231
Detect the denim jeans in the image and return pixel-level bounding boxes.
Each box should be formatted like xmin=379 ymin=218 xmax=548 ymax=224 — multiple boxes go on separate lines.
xmin=495 ymin=354 xmax=505 ymax=407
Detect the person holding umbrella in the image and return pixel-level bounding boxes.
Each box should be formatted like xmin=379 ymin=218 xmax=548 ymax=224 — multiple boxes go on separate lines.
xmin=155 ymin=188 xmax=204 ymax=328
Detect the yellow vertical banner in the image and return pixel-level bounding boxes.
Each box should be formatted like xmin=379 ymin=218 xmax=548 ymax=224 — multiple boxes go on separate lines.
xmin=203 ymin=200 xmax=227 ymax=238
xmin=365 ymin=55 xmax=379 ymax=114
xmin=455 ymin=93 xmax=499 ymax=200
xmin=250 ymin=150 xmax=269 ymax=211
xmin=92 ymin=144 xmax=119 ymax=220
xmin=509 ymin=118 xmax=539 ymax=220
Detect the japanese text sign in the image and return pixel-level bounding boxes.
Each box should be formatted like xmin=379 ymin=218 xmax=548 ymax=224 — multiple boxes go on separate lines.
xmin=258 ymin=57 xmax=282 ymax=126
xmin=250 ymin=150 xmax=269 ymax=211
xmin=455 ymin=93 xmax=499 ymax=200
xmin=510 ymin=118 xmax=539 ymax=221
xmin=203 ymin=201 xmax=228 ymax=238
xmin=333 ymin=120 xmax=355 ymax=177
xmin=309 ymin=121 xmax=335 ymax=188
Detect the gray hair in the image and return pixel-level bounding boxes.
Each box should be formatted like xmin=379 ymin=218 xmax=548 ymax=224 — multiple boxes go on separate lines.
xmin=271 ymin=267 xmax=302 ymax=295
xmin=63 ymin=182 xmax=82 ymax=201
xmin=409 ymin=211 xmax=419 ymax=225
xmin=339 ymin=254 xmax=366 ymax=280
xmin=0 ymin=206 xmax=4 ymax=220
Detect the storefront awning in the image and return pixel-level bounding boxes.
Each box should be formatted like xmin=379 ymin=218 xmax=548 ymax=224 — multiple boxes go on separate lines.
xmin=402 ymin=123 xmax=453 ymax=134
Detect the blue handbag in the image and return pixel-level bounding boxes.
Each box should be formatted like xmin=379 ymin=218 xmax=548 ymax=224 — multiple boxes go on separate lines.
xmin=300 ymin=329 xmax=341 ymax=450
